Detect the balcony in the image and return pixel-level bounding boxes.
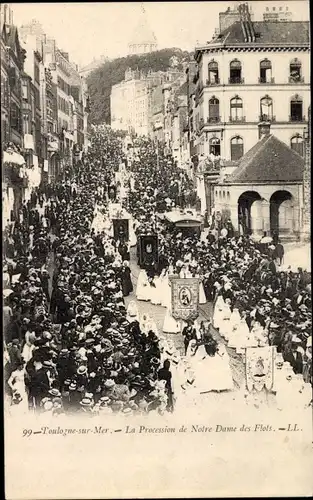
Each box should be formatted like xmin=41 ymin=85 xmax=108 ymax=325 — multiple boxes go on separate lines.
xmin=258 ymin=77 xmax=275 ymax=84
xmin=229 ymin=116 xmax=246 ymax=122
xmin=289 ymin=115 xmax=306 ymax=122
xmin=207 ymin=116 xmax=221 ymax=124
xmin=206 ymin=78 xmax=220 ymax=86
xmin=259 ymin=115 xmax=276 ymax=122
xmin=288 ymin=75 xmax=305 ymax=84
xmin=228 ymin=77 xmax=244 ymax=84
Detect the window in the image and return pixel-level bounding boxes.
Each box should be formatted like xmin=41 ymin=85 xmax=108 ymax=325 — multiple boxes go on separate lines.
xmin=208 ymin=96 xmax=220 ymax=122
xmin=34 ymin=63 xmax=40 ymax=84
xmin=230 ymin=136 xmax=244 ymax=160
xmin=289 ymin=58 xmax=302 ymax=83
xmin=209 ymin=137 xmax=220 ymax=156
xmin=230 ymin=96 xmax=243 ymax=121
xmin=260 ymin=95 xmax=273 ymax=121
xmin=229 ymin=59 xmax=243 ymax=84
xmin=259 ymin=59 xmax=273 ymax=83
xmin=290 ymin=135 xmax=304 ymax=156
xmin=207 ymin=60 xmax=219 ymax=84
xmin=290 ymin=95 xmax=303 ymax=122
xmin=23 ymin=114 xmax=30 ymax=134
xmin=10 ymin=103 xmax=21 ymax=132
xmin=22 ymin=81 xmax=28 ymax=100
xmin=31 ymin=94 xmax=35 ymax=121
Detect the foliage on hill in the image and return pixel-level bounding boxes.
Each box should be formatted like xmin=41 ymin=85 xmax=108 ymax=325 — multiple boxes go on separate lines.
xmin=87 ymin=48 xmax=192 ymax=125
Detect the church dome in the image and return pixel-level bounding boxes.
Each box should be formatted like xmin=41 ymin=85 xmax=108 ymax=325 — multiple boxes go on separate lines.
xmin=128 ymin=7 xmax=158 ymax=55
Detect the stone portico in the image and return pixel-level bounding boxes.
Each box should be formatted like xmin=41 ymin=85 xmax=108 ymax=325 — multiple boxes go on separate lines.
xmin=214 ymin=128 xmax=305 ymax=241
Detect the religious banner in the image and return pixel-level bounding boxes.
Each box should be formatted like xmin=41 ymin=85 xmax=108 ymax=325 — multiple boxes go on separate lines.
xmin=138 ymin=235 xmax=158 ymax=269
xmin=170 ymin=278 xmax=200 ymax=321
xmin=112 ymin=219 xmax=129 ymax=242
xmin=245 ymin=346 xmax=275 ymax=392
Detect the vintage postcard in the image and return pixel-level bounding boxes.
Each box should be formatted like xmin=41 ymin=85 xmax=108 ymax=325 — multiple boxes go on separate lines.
xmin=2 ymin=1 xmax=312 ymax=498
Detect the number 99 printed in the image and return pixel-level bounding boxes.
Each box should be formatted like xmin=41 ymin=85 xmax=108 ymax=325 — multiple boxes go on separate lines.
xmin=22 ymin=429 xmax=32 ymax=437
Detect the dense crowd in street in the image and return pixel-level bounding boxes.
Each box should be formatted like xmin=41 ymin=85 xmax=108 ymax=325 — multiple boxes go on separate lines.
xmin=3 ymin=125 xmax=312 ymax=418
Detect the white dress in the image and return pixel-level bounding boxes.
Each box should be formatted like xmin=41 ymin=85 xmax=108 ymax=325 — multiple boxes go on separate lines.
xmin=218 ymin=303 xmax=232 ymax=340
xmin=160 ymin=272 xmax=171 ymax=308
xmin=212 ymin=295 xmax=225 ymax=330
xmin=150 ymin=276 xmax=162 ymax=305
xmin=136 ymin=270 xmax=150 ymax=301
xmin=129 ymin=222 xmax=137 ymax=247
xmin=126 ymin=301 xmax=139 ymax=323
xmin=195 ymin=275 xmax=206 ymax=305
xmin=163 ymin=305 xmax=180 ymax=334
xmin=8 ymin=369 xmax=29 ymax=414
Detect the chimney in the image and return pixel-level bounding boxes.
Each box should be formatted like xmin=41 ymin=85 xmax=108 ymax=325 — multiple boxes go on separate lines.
xmin=258 ymin=121 xmax=271 ymax=139
xmin=219 ymin=6 xmax=241 ymax=33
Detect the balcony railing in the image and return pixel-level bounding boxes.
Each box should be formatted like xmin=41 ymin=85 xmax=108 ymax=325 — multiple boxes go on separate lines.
xmin=229 ymin=116 xmax=246 ymax=122
xmin=259 ymin=115 xmax=276 ymax=122
xmin=206 ymin=78 xmax=220 ymax=86
xmin=258 ymin=77 xmax=275 ymax=84
xmin=289 ymin=75 xmax=305 ymax=84
xmin=289 ymin=115 xmax=306 ymax=122
xmin=228 ymin=77 xmax=244 ymax=84
xmin=207 ymin=116 xmax=221 ymax=124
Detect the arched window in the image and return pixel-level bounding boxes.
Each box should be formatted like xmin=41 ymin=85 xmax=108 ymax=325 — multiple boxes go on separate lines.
xmin=290 ymin=135 xmax=304 ymax=156
xmin=207 ymin=60 xmax=219 ymax=85
xmin=230 ymin=136 xmax=244 ymax=161
xmin=209 ymin=137 xmax=220 ymax=156
xmin=290 ymin=95 xmax=303 ymax=122
xmin=229 ymin=59 xmax=243 ymax=84
xmin=260 ymin=95 xmax=273 ymax=121
xmin=230 ymin=96 xmax=243 ymax=121
xmin=259 ymin=59 xmax=273 ymax=83
xmin=289 ymin=58 xmax=302 ymax=83
xmin=208 ymin=96 xmax=220 ymax=123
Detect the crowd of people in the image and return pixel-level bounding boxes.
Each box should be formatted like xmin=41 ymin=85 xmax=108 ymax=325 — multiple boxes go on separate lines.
xmin=3 ymin=125 xmax=312 ymax=418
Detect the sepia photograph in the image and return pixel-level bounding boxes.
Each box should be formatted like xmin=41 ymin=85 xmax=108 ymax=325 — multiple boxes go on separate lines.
xmin=2 ymin=1 xmax=312 ymax=498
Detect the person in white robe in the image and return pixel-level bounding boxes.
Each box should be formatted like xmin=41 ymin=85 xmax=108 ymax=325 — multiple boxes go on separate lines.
xmin=160 ymin=269 xmax=172 ymax=308
xmin=195 ymin=273 xmax=207 ymax=305
xmin=22 ymin=331 xmax=35 ymax=363
xmin=226 ymin=308 xmax=242 ymax=345
xmin=126 ymin=300 xmax=139 ymax=323
xmin=140 ymin=313 xmax=151 ymax=335
xmin=216 ymin=298 xmax=232 ymax=339
xmin=136 ymin=269 xmax=150 ymax=301
xmin=150 ymin=275 xmax=162 ymax=305
xmin=129 ymin=220 xmax=137 ymax=247
xmin=8 ymin=361 xmax=28 ymax=415
xmin=212 ymin=294 xmax=225 ymax=330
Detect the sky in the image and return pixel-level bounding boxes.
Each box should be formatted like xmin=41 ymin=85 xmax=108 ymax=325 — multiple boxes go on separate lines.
xmin=11 ymin=1 xmax=310 ymax=68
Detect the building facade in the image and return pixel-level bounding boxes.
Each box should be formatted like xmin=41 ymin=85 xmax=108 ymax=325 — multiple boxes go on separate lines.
xmin=193 ymin=4 xmax=310 ymax=164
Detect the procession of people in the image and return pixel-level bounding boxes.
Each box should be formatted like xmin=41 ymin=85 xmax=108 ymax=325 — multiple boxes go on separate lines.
xmin=3 ymin=125 xmax=312 ymax=418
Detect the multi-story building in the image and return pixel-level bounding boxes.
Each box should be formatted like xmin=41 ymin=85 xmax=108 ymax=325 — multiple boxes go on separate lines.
xmin=1 ymin=4 xmax=28 ymax=222
xmin=193 ymin=3 xmax=310 ymax=164
xmin=20 ymin=33 xmax=44 ymax=177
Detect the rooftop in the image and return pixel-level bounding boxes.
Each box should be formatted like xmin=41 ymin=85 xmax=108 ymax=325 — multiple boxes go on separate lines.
xmin=223 ymin=133 xmax=305 ymax=184
xmin=196 ymin=20 xmax=310 ymax=56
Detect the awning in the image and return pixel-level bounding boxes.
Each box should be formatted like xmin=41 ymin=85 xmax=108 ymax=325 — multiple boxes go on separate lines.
xmin=3 ymin=151 xmax=25 ymax=165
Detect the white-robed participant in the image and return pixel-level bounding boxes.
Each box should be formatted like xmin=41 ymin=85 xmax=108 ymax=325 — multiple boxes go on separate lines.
xmin=129 ymin=220 xmax=138 ymax=247
xmin=150 ymin=275 xmax=162 ymax=306
xmin=135 ymin=269 xmax=150 ymax=301
xmin=212 ymin=294 xmax=226 ymax=330
xmin=160 ymin=267 xmax=173 ymax=308
xmin=225 ymin=308 xmax=242 ymax=345
xmin=7 ymin=361 xmax=29 ymax=415
xmin=186 ymin=340 xmax=234 ymax=393
xmin=126 ymin=300 xmax=139 ymax=323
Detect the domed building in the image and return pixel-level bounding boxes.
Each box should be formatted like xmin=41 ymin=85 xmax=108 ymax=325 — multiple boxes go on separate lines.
xmin=128 ymin=6 xmax=158 ymax=55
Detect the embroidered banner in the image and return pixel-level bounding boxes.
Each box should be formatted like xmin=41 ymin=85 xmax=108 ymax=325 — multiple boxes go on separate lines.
xmin=245 ymin=346 xmax=275 ymax=392
xmin=170 ymin=278 xmax=200 ymax=321
xmin=138 ymin=235 xmax=158 ymax=269
xmin=112 ymin=219 xmax=129 ymax=242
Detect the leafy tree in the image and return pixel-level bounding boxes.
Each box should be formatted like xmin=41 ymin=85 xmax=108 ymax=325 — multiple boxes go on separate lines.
xmin=87 ymin=48 xmax=192 ymax=124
